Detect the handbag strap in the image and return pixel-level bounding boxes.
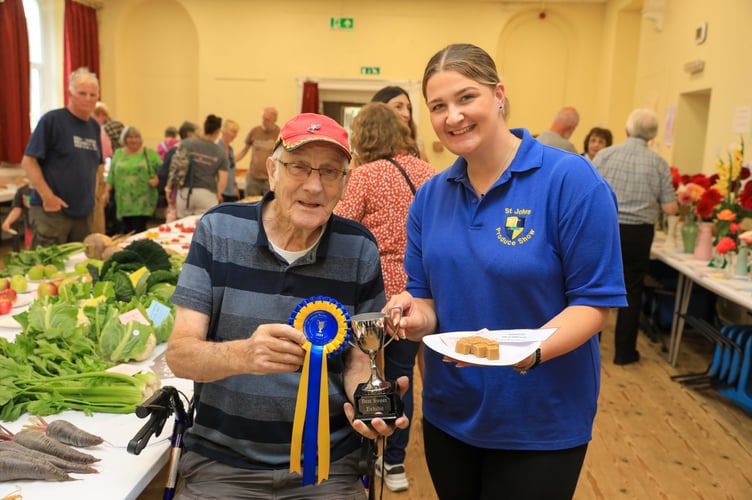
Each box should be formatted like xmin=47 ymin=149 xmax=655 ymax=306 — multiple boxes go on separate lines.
xmin=385 ymin=158 xmax=416 ymax=195
xmin=143 ymin=148 xmax=155 ymax=174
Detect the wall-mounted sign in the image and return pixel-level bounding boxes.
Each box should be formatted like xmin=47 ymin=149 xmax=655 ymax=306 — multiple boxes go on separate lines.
xmin=360 ymin=67 xmax=381 ymax=76
xmin=330 ymin=17 xmax=354 ymax=30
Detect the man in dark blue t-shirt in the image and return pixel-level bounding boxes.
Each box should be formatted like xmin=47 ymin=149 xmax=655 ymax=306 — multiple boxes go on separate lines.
xmin=22 ymin=67 xmax=103 ymax=248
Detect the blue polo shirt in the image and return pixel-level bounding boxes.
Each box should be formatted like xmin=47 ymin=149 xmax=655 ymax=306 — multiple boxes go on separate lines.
xmin=406 ymin=128 xmax=626 ymax=450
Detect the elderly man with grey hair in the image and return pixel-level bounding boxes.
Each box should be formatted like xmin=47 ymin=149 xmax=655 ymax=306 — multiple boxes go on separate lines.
xmin=536 ymin=106 xmax=580 ymax=153
xmin=593 ymin=108 xmax=678 ymax=365
xmin=22 ymin=67 xmax=103 ymax=247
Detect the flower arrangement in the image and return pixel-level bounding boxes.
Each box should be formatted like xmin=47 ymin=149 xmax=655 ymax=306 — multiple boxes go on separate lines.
xmin=712 ymin=139 xmax=752 ymax=254
xmin=672 ymin=138 xmax=752 ymax=256
xmin=672 ymin=170 xmax=713 ymax=222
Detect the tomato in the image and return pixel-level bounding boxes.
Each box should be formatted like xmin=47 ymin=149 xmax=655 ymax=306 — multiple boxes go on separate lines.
xmin=0 ymin=299 xmax=12 ymax=315
xmin=181 ymin=226 xmax=195 ymax=233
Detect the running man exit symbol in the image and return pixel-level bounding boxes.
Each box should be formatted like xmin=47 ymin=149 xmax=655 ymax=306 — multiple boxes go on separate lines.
xmin=330 ymin=17 xmax=354 ymax=30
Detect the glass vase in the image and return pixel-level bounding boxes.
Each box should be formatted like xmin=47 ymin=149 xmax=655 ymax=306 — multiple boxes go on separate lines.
xmin=735 ymin=243 xmax=749 ymax=277
xmin=665 ymin=215 xmax=679 ymax=250
xmin=693 ymin=221 xmax=714 ymax=261
xmin=681 ymin=218 xmax=699 ymax=254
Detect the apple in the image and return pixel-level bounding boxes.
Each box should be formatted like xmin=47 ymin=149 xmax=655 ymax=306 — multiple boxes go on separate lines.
xmin=0 ymin=299 xmax=11 ymax=315
xmin=0 ymin=288 xmax=17 ymax=303
xmin=37 ymin=281 xmax=59 ymax=297
xmin=44 ymin=264 xmax=59 ymax=279
xmin=10 ymin=274 xmax=27 ymax=292
xmin=28 ymin=264 xmax=46 ymax=281
xmin=0 ymin=278 xmax=9 ymax=291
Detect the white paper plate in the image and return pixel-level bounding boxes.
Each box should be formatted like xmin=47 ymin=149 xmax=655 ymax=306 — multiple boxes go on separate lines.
xmin=422 ymin=328 xmax=556 ymax=366
xmin=12 ymin=293 xmax=34 ymax=309
xmin=0 ymin=313 xmax=22 ymax=329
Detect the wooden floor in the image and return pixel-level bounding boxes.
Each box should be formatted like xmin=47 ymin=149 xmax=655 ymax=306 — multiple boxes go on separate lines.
xmin=139 ymin=309 xmax=752 ymax=499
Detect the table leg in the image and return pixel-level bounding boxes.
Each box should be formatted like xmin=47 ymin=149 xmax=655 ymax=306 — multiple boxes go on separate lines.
xmin=668 ymin=276 xmax=694 ymax=366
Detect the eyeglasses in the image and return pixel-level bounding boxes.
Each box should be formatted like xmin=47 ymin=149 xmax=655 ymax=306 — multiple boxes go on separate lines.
xmin=275 ymin=159 xmax=347 ymax=183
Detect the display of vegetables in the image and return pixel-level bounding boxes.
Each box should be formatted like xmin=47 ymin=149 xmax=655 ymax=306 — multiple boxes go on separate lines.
xmin=0 ymin=237 xmax=180 ymax=420
xmin=0 ymin=242 xmax=86 ymax=278
xmin=0 ymin=228 xmax=190 ymax=490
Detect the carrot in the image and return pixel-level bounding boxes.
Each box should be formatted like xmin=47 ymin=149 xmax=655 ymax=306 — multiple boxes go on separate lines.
xmin=8 ymin=429 xmax=100 ymax=464
xmin=26 ymin=416 xmax=104 ymax=448
xmin=0 ymin=441 xmax=98 ymax=474
xmin=0 ymin=451 xmax=74 ymax=482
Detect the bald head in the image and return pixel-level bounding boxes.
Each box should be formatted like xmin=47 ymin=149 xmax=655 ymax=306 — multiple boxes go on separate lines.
xmin=262 ymin=107 xmax=278 ymax=131
xmin=550 ymin=106 xmax=580 ymax=139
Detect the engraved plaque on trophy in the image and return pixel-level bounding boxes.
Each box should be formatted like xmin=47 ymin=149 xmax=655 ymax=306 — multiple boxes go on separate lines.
xmin=350 ymin=307 xmax=404 ymax=424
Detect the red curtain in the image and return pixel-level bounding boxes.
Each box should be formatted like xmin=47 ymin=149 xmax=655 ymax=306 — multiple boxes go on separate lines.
xmin=301 ymin=81 xmax=319 ymax=113
xmin=0 ymin=0 xmax=31 ymax=164
xmin=64 ymin=0 xmax=100 ymax=105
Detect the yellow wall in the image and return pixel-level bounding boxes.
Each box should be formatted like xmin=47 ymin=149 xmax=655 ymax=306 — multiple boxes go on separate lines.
xmin=91 ymin=0 xmax=750 ymax=173
xmin=97 ymin=0 xmax=611 ymax=168
xmin=632 ymin=0 xmax=752 ymax=172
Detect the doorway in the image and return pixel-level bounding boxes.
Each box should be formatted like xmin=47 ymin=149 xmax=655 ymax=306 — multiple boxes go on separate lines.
xmin=322 ymin=101 xmax=362 ymax=130
xmin=295 ymin=77 xmax=421 ymax=127
xmin=673 ymin=89 xmax=711 ymax=173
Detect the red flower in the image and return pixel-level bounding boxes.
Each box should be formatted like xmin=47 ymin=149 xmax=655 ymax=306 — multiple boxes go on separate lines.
xmin=691 ymin=174 xmax=712 ymax=189
xmin=696 ymin=189 xmax=723 ymax=219
xmin=670 ymin=166 xmax=681 ymax=190
xmin=740 ymin=182 xmax=752 ymax=210
xmin=715 ymin=236 xmax=737 ymax=255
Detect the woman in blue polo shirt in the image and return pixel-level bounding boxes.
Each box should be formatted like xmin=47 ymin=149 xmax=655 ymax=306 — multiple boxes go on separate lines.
xmin=386 ymin=43 xmax=627 ymax=499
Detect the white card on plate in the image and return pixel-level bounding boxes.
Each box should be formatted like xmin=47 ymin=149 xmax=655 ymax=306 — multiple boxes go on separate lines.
xmin=422 ymin=328 xmax=557 ymax=366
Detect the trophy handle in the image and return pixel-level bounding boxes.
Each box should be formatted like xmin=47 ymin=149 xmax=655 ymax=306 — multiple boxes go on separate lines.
xmin=382 ymin=305 xmax=403 ymax=348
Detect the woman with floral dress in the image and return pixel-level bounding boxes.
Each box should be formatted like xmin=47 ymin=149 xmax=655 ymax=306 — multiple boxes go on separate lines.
xmin=334 ymin=102 xmax=435 ymax=492
xmin=104 ymin=126 xmax=160 ymax=233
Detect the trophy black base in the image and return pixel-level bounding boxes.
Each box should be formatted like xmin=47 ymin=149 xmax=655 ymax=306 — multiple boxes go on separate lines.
xmin=353 ymin=383 xmax=404 ymax=425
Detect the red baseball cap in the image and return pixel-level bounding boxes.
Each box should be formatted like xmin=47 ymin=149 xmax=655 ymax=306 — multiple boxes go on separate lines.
xmin=274 ymin=113 xmax=351 ymax=160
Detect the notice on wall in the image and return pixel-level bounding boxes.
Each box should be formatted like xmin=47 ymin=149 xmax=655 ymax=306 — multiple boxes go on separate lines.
xmin=663 ymin=104 xmax=676 ymax=146
xmin=732 ymin=106 xmax=752 ymax=134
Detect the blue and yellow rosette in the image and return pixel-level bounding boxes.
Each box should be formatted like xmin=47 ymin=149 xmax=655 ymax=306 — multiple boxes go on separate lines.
xmin=289 ymin=296 xmax=351 ymax=485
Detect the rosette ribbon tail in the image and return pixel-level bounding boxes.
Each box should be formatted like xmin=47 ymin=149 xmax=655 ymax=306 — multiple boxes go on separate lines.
xmin=289 ymin=343 xmax=331 ymax=486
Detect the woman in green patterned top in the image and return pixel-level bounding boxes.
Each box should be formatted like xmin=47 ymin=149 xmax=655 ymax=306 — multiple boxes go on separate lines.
xmin=103 ymin=126 xmax=160 ymax=233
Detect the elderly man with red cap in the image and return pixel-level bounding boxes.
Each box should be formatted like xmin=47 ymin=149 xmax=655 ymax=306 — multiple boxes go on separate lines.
xmin=166 ymin=113 xmax=408 ymax=498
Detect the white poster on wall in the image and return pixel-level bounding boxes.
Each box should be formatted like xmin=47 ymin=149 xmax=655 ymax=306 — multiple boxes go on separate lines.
xmin=663 ymin=104 xmax=676 ymax=146
xmin=732 ymin=106 xmax=751 ymax=134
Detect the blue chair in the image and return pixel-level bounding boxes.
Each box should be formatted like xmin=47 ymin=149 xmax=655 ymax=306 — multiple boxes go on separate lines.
xmin=715 ymin=332 xmax=752 ymax=413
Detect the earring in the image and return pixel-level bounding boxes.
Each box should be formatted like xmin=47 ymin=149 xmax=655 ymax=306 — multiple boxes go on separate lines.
xmin=498 ymin=105 xmax=504 ymax=111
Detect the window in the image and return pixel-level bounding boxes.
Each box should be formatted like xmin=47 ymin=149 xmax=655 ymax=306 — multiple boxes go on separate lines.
xmin=23 ymin=0 xmax=59 ymax=128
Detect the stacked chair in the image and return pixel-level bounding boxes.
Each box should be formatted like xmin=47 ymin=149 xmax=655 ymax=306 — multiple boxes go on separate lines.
xmin=672 ymin=316 xmax=752 ymax=413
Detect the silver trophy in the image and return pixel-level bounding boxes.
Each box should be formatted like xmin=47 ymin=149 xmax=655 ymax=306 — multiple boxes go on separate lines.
xmin=350 ymin=306 xmax=404 ymax=424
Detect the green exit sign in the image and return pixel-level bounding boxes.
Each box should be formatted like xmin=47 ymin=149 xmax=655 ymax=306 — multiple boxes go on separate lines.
xmin=360 ymin=66 xmax=381 ymax=76
xmin=330 ymin=17 xmax=354 ymax=30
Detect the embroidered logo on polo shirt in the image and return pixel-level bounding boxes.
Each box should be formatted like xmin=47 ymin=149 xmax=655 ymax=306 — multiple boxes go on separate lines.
xmin=496 ymin=208 xmax=535 ymax=246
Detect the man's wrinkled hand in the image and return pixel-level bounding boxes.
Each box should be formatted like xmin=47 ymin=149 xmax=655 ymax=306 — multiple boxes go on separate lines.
xmin=344 ymin=376 xmax=409 ymax=440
